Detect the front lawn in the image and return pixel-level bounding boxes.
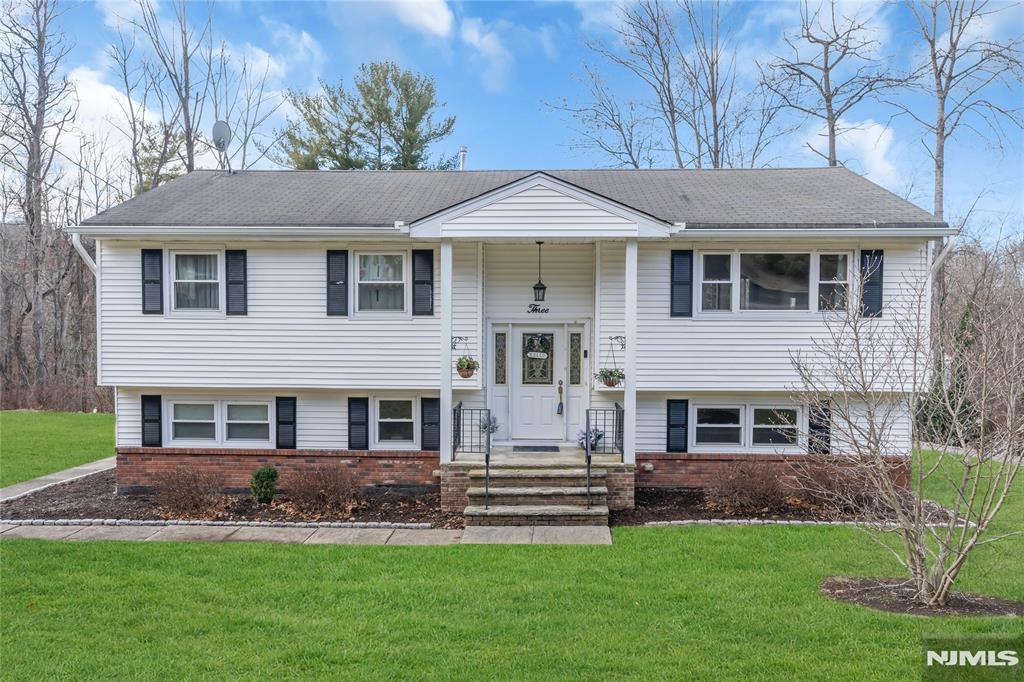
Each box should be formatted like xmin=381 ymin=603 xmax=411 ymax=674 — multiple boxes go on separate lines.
xmin=0 ymin=411 xmax=115 ymax=487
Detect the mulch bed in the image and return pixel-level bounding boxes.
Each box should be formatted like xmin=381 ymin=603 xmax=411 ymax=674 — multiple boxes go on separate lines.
xmin=1 ymin=471 xmax=463 ymax=529
xmin=610 ymin=487 xmax=833 ymax=526
xmin=821 ymin=576 xmax=1024 ymax=617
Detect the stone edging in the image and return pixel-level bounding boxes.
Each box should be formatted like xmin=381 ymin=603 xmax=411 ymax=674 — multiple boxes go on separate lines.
xmin=644 ymin=518 xmax=967 ymax=528
xmin=0 ymin=518 xmax=432 ymax=529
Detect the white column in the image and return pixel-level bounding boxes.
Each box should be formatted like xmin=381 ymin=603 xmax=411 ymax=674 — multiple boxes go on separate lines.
xmin=440 ymin=239 xmax=454 ymax=463
xmin=624 ymin=238 xmax=638 ymax=464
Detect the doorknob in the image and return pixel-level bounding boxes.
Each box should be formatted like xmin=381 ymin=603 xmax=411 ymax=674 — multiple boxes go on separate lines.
xmin=557 ymin=380 xmax=564 ymax=415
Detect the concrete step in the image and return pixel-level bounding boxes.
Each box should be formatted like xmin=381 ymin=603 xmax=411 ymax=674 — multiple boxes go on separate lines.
xmin=467 ymin=486 xmax=608 ymax=506
xmin=464 ymin=504 xmax=610 ymax=527
xmin=468 ymin=468 xmax=606 ymax=488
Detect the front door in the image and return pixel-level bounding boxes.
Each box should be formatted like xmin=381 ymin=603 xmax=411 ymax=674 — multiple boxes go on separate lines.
xmin=512 ymin=327 xmax=564 ymax=440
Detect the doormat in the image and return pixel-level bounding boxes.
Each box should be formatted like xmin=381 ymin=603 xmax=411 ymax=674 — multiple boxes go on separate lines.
xmin=513 ymin=446 xmax=561 ymax=452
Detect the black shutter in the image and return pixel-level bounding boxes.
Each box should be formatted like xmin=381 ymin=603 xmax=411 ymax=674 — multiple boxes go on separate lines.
xmin=808 ymin=404 xmax=831 ymax=455
xmin=670 ymin=250 xmax=693 ymax=317
xmin=421 ymin=398 xmax=440 ymax=450
xmin=860 ymin=249 xmax=884 ymax=318
xmin=666 ymin=399 xmax=688 ymax=452
xmin=412 ymin=249 xmax=434 ymax=316
xmin=225 ymin=250 xmax=247 ymax=315
xmin=141 ymin=394 xmax=162 ymax=447
xmin=327 ymin=250 xmax=348 ymax=316
xmin=276 ymin=397 xmax=296 ymax=449
xmin=141 ymin=249 xmax=163 ymax=314
xmin=348 ymin=397 xmax=369 ymax=450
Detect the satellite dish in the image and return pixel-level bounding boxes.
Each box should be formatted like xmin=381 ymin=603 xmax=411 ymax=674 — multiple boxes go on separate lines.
xmin=212 ymin=120 xmax=232 ymax=152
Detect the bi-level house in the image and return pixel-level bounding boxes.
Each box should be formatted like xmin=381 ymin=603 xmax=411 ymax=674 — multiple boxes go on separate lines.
xmin=71 ymin=168 xmax=953 ymax=525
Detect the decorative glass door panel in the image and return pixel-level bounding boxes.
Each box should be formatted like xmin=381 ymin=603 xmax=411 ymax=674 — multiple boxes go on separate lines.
xmin=522 ymin=333 xmax=554 ymax=384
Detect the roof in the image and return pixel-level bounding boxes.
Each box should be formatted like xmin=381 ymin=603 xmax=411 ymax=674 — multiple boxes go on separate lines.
xmin=79 ymin=167 xmax=948 ymax=230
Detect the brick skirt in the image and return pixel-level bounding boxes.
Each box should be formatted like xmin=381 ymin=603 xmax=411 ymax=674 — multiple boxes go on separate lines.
xmin=116 ymin=447 xmax=440 ymax=494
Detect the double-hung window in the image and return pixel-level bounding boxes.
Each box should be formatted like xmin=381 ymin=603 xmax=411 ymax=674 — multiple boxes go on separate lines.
xmin=225 ymin=403 xmax=271 ymax=441
xmin=694 ymin=407 xmax=743 ymax=445
xmin=751 ymin=407 xmax=799 ymax=445
xmin=376 ymin=399 xmax=415 ymax=444
xmin=701 ymin=254 xmax=732 ymax=311
xmin=817 ymin=254 xmax=849 ymax=311
xmin=171 ymin=402 xmax=217 ymax=440
xmin=357 ymin=254 xmax=405 ymax=312
xmin=168 ymin=399 xmax=273 ymax=446
xmin=172 ymin=252 xmax=220 ymax=311
xmin=689 ymin=403 xmax=804 ymax=451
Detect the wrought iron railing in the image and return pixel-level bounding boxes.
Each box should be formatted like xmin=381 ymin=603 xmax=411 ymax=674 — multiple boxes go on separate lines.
xmin=452 ymin=403 xmax=493 ymax=508
xmin=583 ymin=403 xmax=625 ymax=508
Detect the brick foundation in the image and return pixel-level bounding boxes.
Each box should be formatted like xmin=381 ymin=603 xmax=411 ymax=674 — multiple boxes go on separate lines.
xmin=439 ymin=467 xmax=471 ymax=513
xmin=604 ymin=465 xmax=635 ymax=510
xmin=116 ymin=447 xmax=440 ymax=494
xmin=636 ymin=452 xmax=910 ymax=489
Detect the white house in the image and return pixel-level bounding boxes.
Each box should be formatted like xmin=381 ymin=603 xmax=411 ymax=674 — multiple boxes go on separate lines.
xmin=71 ymin=168 xmax=954 ymax=525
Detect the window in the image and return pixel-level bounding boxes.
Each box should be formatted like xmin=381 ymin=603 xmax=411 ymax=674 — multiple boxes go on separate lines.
xmin=494 ymin=332 xmax=507 ymax=385
xmin=740 ymin=253 xmax=810 ymax=310
xmin=569 ymin=332 xmax=582 ymax=385
xmin=701 ymin=254 xmax=732 ymax=311
xmin=357 ymin=254 xmax=405 ymax=312
xmin=225 ymin=403 xmax=271 ymax=441
xmin=751 ymin=407 xmax=799 ymax=445
xmin=818 ymin=254 xmax=849 ymax=311
xmin=377 ymin=399 xmax=414 ymax=443
xmin=694 ymin=407 xmax=742 ymax=445
xmin=173 ymin=253 xmax=220 ymax=310
xmin=171 ymin=403 xmax=216 ymax=440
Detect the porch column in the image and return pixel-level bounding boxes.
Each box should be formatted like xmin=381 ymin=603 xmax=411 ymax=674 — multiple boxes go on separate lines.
xmin=440 ymin=239 xmax=454 ymax=463
xmin=624 ymin=238 xmax=638 ymax=464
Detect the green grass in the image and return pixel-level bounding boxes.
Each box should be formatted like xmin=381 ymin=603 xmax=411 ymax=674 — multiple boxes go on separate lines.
xmin=0 ymin=410 xmax=115 ymax=487
xmin=2 ymin=465 xmax=1021 ymax=679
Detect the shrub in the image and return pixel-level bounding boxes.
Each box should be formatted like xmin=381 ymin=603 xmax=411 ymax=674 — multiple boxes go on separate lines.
xmin=705 ymin=462 xmax=788 ymax=515
xmin=286 ymin=466 xmax=360 ymax=516
xmin=154 ymin=467 xmax=223 ymax=517
xmin=794 ymin=462 xmax=891 ymax=519
xmin=250 ymin=465 xmax=279 ymax=503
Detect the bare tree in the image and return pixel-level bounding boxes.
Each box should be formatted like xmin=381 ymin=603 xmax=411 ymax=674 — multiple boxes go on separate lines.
xmin=210 ymin=42 xmax=283 ymax=170
xmin=791 ymin=241 xmax=1023 ymax=607
xmin=895 ymin=0 xmax=1023 ymax=220
xmin=766 ymin=0 xmax=902 ymax=166
xmin=545 ymin=64 xmax=657 ymax=168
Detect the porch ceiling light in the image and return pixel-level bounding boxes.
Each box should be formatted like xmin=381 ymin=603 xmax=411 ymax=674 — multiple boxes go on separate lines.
xmin=533 ymin=240 xmax=547 ymax=302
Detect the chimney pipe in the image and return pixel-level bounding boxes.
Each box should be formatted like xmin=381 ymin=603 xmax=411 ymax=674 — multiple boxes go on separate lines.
xmin=458 ymin=145 xmax=467 ymax=170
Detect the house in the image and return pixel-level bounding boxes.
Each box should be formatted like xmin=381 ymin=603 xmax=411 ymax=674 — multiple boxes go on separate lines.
xmin=70 ymin=168 xmax=953 ymax=525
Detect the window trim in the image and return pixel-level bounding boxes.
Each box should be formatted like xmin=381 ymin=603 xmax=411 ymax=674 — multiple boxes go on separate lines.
xmin=167 ymin=249 xmax=225 ymax=315
xmin=694 ymin=250 xmax=854 ymax=316
xmin=750 ymin=406 xmax=800 ymax=447
xmin=165 ymin=398 xmax=274 ymax=448
xmin=354 ymin=250 xmax=410 ymax=316
xmin=224 ymin=401 xmax=273 ymax=443
xmin=816 ymin=252 xmax=852 ymax=312
xmin=692 ymin=404 xmax=744 ymax=447
xmin=371 ymin=396 xmax=420 ymax=450
xmin=168 ymin=400 xmax=219 ymax=444
xmin=687 ymin=401 xmax=807 ymax=453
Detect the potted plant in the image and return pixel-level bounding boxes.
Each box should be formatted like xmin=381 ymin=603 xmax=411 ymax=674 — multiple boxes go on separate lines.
xmin=577 ymin=427 xmax=604 ymax=450
xmin=457 ymin=356 xmax=479 ymax=378
xmin=595 ymin=367 xmax=625 ymax=388
xmin=479 ymin=415 xmax=499 ymax=435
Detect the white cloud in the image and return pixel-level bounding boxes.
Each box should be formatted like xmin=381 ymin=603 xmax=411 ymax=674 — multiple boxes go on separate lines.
xmin=95 ymin=0 xmax=145 ymax=28
xmin=260 ymin=17 xmax=326 ymax=84
xmin=391 ymin=0 xmax=454 ymax=38
xmin=63 ymin=65 xmax=146 ymax=157
xmin=802 ymin=117 xmax=900 ymax=187
xmin=570 ymin=0 xmax=620 ymax=33
xmin=460 ymin=17 xmax=514 ymax=93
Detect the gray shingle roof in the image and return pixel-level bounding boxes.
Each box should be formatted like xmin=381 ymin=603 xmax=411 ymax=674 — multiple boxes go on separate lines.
xmin=80 ymin=167 xmax=947 ymax=229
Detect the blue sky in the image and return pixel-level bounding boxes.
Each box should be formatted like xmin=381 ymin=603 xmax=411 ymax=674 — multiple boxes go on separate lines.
xmin=61 ymin=0 xmax=1022 ymax=228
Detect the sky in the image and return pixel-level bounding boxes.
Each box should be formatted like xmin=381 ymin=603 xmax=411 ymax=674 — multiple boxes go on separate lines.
xmin=57 ymin=0 xmax=1024 ymax=230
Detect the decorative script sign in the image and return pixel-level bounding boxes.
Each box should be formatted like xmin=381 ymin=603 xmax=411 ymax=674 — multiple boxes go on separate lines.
xmin=526 ymin=351 xmax=549 ymax=359
xmin=527 ymin=303 xmax=550 ymax=314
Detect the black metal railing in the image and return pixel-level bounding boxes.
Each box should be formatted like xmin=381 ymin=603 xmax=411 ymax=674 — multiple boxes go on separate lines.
xmin=452 ymin=403 xmax=493 ymax=508
xmin=583 ymin=403 xmax=625 ymax=508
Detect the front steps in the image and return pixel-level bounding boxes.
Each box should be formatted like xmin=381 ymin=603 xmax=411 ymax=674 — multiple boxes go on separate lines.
xmin=463 ymin=466 xmax=609 ymax=526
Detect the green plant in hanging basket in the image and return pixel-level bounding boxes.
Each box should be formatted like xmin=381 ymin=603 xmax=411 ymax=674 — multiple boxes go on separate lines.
xmin=595 ymin=367 xmax=625 ymax=387
xmin=457 ymin=356 xmax=479 ymax=378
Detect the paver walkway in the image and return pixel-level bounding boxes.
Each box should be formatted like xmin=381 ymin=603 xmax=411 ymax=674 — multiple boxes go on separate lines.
xmin=0 ymin=457 xmax=116 ymax=502
xmin=0 ymin=523 xmax=613 ymax=545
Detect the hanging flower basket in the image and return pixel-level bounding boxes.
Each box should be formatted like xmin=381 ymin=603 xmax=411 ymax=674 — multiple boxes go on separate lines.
xmin=457 ymin=356 xmax=479 ymax=379
xmin=595 ymin=368 xmax=625 ymax=388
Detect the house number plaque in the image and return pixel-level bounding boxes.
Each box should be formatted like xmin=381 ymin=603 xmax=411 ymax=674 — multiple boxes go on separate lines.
xmin=527 ymin=303 xmax=550 ymax=314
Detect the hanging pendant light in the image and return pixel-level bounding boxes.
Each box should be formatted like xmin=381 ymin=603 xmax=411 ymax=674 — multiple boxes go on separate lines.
xmin=533 ymin=240 xmax=547 ymax=302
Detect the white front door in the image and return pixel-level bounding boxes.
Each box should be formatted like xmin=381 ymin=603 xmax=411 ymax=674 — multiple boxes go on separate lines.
xmin=512 ymin=327 xmax=565 ymax=440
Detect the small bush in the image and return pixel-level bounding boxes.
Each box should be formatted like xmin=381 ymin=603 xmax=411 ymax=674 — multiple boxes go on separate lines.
xmin=250 ymin=465 xmax=279 ymax=503
xmin=795 ymin=463 xmax=890 ymax=518
xmin=286 ymin=466 xmax=360 ymax=516
xmin=154 ymin=467 xmax=223 ymax=517
xmin=705 ymin=462 xmax=788 ymax=515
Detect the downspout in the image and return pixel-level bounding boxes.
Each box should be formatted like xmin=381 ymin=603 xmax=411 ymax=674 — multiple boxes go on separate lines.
xmin=930 ymin=235 xmax=956 ymax=275
xmin=72 ymin=232 xmax=97 ymax=273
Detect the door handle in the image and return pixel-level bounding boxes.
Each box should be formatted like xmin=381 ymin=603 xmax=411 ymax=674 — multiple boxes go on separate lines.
xmin=557 ymin=380 xmax=564 ymax=415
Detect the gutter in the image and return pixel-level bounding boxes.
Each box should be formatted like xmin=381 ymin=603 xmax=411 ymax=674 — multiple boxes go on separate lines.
xmin=930 ymin=235 xmax=957 ymax=275
xmin=675 ymin=227 xmax=957 ymax=239
xmin=71 ymin=232 xmax=96 ymax=273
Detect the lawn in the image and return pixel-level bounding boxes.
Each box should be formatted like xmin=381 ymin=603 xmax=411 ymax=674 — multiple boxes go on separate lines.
xmin=0 ymin=411 xmax=115 ymax=487
xmin=2 ymin=473 xmax=1021 ymax=679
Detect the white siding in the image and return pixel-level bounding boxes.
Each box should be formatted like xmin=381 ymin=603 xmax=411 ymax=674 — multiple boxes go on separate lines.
xmin=99 ymin=241 xmax=441 ymax=389
xmin=635 ymin=240 xmax=930 ymax=391
xmin=452 ymin=242 xmax=482 ymax=387
xmin=444 ymin=184 xmax=634 ymax=236
xmin=483 ymin=243 xmax=594 ymax=320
